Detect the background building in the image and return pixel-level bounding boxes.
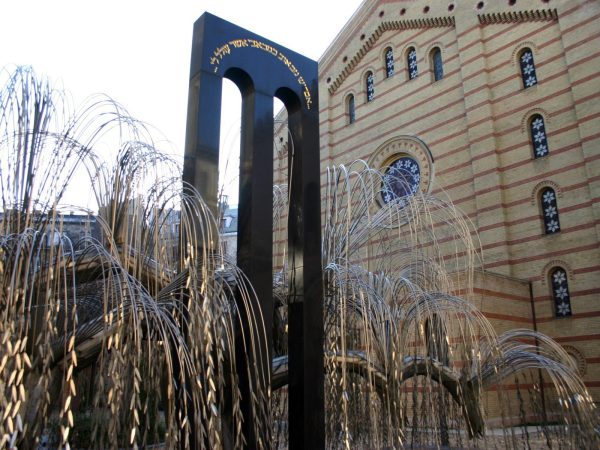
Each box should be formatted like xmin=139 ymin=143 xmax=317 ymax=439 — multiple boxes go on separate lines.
xmin=316 ymin=0 xmax=600 ymax=403
xmin=221 ymin=204 xmax=239 ymax=261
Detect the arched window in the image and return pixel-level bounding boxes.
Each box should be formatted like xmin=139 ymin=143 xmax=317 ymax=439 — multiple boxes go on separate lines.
xmin=366 ymin=71 xmax=375 ymax=102
xmin=407 ymin=47 xmax=418 ymax=80
xmin=381 ymin=155 xmax=421 ymax=206
xmin=540 ymin=187 xmax=560 ymax=234
xmin=385 ymin=47 xmax=394 ymax=78
xmin=347 ymin=94 xmax=355 ymax=124
xmin=550 ymin=267 xmax=572 ymax=317
xmin=530 ymin=114 xmax=549 ymax=158
xmin=431 ymin=47 xmax=443 ymax=81
xmin=519 ymin=48 xmax=538 ymax=88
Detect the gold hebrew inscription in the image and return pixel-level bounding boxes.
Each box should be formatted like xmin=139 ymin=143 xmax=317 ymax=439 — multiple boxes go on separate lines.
xmin=210 ymin=38 xmax=312 ymax=110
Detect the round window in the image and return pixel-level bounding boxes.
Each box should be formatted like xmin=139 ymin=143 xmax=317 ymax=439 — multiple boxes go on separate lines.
xmin=381 ymin=155 xmax=421 ymax=204
xmin=368 ymin=136 xmax=434 ymax=210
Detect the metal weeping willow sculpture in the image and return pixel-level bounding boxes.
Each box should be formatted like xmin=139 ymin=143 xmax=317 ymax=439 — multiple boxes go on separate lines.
xmin=1 ymin=15 xmax=599 ymax=450
xmin=271 ymin=159 xmax=600 ymax=449
xmin=0 ymin=65 xmax=270 ymax=449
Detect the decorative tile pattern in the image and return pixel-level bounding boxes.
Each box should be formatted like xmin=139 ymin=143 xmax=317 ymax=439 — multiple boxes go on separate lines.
xmin=381 ymin=156 xmax=420 ymax=205
xmin=520 ymin=49 xmax=538 ymax=88
xmin=408 ymin=48 xmax=418 ymax=80
xmin=541 ymin=187 xmax=560 ymax=234
xmin=366 ymin=71 xmax=375 ymax=102
xmin=530 ymin=114 xmax=549 ymax=158
xmin=385 ymin=48 xmax=394 ymax=78
xmin=551 ymin=268 xmax=572 ymax=317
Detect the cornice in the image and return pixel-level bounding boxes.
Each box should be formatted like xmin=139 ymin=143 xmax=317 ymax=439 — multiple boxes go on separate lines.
xmin=326 ymin=7 xmax=559 ymax=96
xmin=478 ymin=8 xmax=558 ymax=25
xmin=328 ymin=16 xmax=455 ymax=95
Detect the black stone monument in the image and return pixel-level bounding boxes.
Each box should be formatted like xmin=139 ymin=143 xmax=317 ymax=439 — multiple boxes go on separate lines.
xmin=183 ymin=13 xmax=324 ymax=450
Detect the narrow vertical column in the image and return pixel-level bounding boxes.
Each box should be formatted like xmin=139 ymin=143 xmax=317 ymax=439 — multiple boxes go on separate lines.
xmin=287 ymin=94 xmax=324 ymax=450
xmin=236 ymin=86 xmax=274 ymax=450
xmin=181 ymin=70 xmax=223 ymax=450
xmin=237 ymin=86 xmax=275 ymax=368
xmin=183 ymin=72 xmax=222 ymax=219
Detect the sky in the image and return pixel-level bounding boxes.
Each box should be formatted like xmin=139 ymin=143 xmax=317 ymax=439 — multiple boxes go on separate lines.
xmin=0 ymin=0 xmax=365 ymax=205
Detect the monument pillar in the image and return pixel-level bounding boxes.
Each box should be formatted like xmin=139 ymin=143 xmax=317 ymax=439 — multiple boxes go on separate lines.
xmin=183 ymin=13 xmax=324 ymax=449
xmin=286 ymin=94 xmax=324 ymax=450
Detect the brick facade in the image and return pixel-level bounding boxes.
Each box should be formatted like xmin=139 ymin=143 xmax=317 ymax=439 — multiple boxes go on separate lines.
xmin=317 ymin=0 xmax=600 ymax=400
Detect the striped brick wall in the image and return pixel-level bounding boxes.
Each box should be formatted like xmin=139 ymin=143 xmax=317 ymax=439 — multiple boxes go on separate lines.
xmin=317 ymin=0 xmax=600 ymax=401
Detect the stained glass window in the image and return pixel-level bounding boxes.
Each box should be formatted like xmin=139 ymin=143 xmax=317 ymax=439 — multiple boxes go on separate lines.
xmin=347 ymin=94 xmax=355 ymax=124
xmin=551 ymin=267 xmax=572 ymax=317
xmin=407 ymin=47 xmax=418 ymax=80
xmin=385 ymin=47 xmax=394 ymax=78
xmin=530 ymin=114 xmax=549 ymax=158
xmin=366 ymin=71 xmax=375 ymax=102
xmin=381 ymin=156 xmax=421 ymax=205
xmin=432 ymin=47 xmax=443 ymax=81
xmin=520 ymin=48 xmax=538 ymax=89
xmin=541 ymin=187 xmax=560 ymax=234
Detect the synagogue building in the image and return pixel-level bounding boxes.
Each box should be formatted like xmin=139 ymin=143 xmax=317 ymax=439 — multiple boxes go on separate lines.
xmin=313 ymin=0 xmax=600 ymax=401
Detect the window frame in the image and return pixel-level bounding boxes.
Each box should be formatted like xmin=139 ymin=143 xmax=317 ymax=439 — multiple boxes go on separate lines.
xmin=406 ymin=47 xmax=418 ymax=80
xmin=519 ymin=47 xmax=538 ymax=89
xmin=550 ymin=267 xmax=572 ymax=318
xmin=384 ymin=47 xmax=394 ymax=78
xmin=540 ymin=187 xmax=561 ymax=235
xmin=380 ymin=154 xmax=422 ymax=206
xmin=365 ymin=71 xmax=375 ymax=102
xmin=346 ymin=93 xmax=356 ymax=124
xmin=529 ymin=113 xmax=549 ymax=158
xmin=430 ymin=47 xmax=443 ymax=82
